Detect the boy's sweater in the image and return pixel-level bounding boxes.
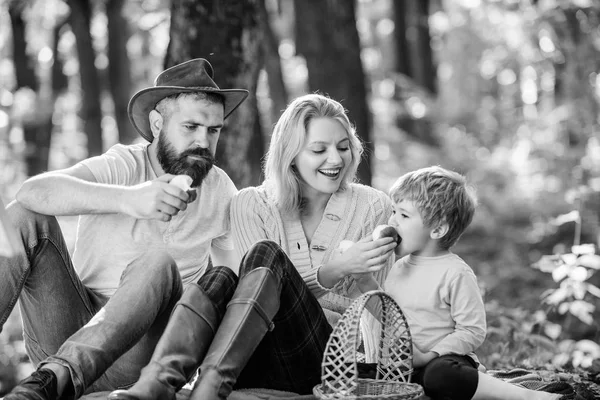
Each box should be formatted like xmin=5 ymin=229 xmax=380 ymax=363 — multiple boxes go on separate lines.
xmin=385 ymin=253 xmax=487 ymax=363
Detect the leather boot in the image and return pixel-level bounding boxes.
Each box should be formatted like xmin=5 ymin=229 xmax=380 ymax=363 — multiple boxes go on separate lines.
xmin=189 ymin=267 xmax=281 ymax=400
xmin=108 ymin=284 xmax=220 ymax=400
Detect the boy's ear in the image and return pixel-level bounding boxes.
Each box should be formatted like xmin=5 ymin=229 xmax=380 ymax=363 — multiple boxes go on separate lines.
xmin=430 ymin=222 xmax=449 ymax=240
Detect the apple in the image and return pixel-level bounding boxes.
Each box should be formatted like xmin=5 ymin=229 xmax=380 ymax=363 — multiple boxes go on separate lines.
xmin=372 ymin=224 xmax=401 ymax=244
xmin=170 ymin=175 xmax=193 ymax=191
xmin=338 ymin=240 xmax=355 ymax=252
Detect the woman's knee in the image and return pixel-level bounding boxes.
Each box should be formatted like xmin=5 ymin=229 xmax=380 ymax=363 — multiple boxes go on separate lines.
xmin=247 ymin=239 xmax=284 ymax=256
xmin=239 ymin=240 xmax=290 ymax=276
xmin=196 ymin=266 xmax=238 ymax=296
xmin=421 ymin=356 xmax=478 ymax=399
xmin=196 ymin=266 xmax=239 ymax=314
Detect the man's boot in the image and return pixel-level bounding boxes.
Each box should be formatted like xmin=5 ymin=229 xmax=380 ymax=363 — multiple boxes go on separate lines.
xmin=3 ymin=369 xmax=59 ymax=400
xmin=108 ymin=284 xmax=220 ymax=400
xmin=189 ymin=267 xmax=281 ymax=400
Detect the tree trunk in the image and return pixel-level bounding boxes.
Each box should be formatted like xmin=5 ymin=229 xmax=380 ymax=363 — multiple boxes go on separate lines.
xmin=166 ymin=0 xmax=263 ymax=189
xmin=8 ymin=3 xmax=37 ymax=91
xmin=294 ymin=0 xmax=372 ymax=185
xmin=52 ymin=21 xmax=69 ymax=94
xmin=8 ymin=2 xmax=52 ymax=176
xmin=248 ymin=98 xmax=266 ymax=183
xmin=393 ymin=0 xmax=412 ymax=76
xmin=67 ymin=0 xmax=104 ymax=157
xmin=106 ymin=0 xmax=136 ymax=144
xmin=392 ymin=0 xmax=416 ymax=144
xmin=392 ymin=0 xmax=438 ymax=147
xmin=259 ymin=0 xmax=288 ymax=128
xmin=406 ymin=0 xmax=436 ymax=94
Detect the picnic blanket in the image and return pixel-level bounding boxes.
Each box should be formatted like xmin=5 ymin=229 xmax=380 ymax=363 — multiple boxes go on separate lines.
xmin=488 ymin=368 xmax=598 ymax=399
xmin=77 ymin=368 xmax=600 ymax=400
xmin=79 ymin=388 xmax=316 ymax=400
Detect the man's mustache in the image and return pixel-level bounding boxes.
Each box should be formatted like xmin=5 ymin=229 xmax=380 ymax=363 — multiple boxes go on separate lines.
xmin=181 ymin=148 xmax=214 ymax=164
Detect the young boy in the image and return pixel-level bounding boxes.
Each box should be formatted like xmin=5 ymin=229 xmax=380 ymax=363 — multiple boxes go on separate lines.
xmin=357 ymin=166 xmax=580 ymax=400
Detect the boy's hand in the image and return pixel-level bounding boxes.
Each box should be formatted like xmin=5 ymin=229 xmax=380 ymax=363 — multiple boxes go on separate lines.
xmin=412 ymin=345 xmax=438 ymax=368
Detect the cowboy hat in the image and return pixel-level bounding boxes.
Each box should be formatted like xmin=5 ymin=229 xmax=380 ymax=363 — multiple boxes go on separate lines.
xmin=128 ymin=58 xmax=249 ymax=142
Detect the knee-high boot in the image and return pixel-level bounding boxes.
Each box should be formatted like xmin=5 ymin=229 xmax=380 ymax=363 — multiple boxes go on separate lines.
xmin=189 ymin=267 xmax=281 ymax=400
xmin=108 ymin=284 xmax=221 ymax=400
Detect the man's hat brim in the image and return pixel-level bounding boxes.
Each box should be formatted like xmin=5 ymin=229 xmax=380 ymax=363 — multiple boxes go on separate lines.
xmin=128 ymin=86 xmax=249 ymax=142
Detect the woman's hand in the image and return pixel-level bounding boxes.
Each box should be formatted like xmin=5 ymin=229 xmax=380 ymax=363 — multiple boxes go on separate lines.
xmin=318 ymin=236 xmax=397 ymax=288
xmin=335 ymin=235 xmax=397 ymax=274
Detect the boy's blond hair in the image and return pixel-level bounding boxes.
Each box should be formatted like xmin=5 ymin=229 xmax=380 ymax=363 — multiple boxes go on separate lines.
xmin=389 ymin=166 xmax=477 ymax=249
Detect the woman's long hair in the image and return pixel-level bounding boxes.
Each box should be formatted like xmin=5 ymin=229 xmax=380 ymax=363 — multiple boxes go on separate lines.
xmin=264 ymin=93 xmax=363 ymax=215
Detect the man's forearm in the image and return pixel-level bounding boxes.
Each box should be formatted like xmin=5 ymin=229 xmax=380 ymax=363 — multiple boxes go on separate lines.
xmin=16 ymin=174 xmax=129 ymax=216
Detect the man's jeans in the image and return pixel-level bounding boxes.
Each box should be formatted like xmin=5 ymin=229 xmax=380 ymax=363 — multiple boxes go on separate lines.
xmin=0 ymin=202 xmax=183 ymax=397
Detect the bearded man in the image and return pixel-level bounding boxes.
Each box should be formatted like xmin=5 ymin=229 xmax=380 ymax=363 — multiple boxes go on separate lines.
xmin=1 ymin=58 xmax=248 ymax=400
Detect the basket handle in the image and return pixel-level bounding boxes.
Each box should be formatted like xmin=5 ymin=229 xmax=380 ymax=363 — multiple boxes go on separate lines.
xmin=319 ymin=290 xmax=414 ymax=398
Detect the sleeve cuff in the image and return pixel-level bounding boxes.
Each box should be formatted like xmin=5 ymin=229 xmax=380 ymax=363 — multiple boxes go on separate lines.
xmin=431 ymin=341 xmax=470 ymax=357
xmin=304 ymin=265 xmax=330 ymax=298
xmin=430 ymin=344 xmax=451 ymax=356
xmin=211 ymin=236 xmax=234 ymax=250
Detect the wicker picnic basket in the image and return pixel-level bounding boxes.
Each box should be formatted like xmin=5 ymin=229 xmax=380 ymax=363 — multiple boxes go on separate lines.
xmin=313 ymin=290 xmax=424 ymax=400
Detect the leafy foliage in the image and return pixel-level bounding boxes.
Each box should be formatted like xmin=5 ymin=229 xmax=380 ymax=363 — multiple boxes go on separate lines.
xmin=534 ymin=244 xmax=600 ymax=325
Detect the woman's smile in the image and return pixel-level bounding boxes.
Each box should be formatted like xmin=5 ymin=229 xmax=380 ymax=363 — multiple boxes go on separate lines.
xmin=318 ymin=167 xmax=342 ymax=179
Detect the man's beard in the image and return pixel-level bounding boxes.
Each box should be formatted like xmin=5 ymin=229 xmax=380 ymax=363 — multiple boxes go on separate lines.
xmin=156 ymin=130 xmax=215 ymax=188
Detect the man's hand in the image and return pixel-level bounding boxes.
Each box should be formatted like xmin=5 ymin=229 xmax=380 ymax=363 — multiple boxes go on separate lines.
xmin=121 ymin=174 xmax=191 ymax=221
xmin=185 ymin=189 xmax=197 ymax=203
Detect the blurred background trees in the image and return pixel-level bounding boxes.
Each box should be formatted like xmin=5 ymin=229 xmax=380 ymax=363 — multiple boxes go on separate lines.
xmin=1 ymin=0 xmax=600 ymax=393
xmin=166 ymin=0 xmax=264 ymax=187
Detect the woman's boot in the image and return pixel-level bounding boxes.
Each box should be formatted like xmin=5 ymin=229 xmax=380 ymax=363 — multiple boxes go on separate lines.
xmin=189 ymin=267 xmax=281 ymax=400
xmin=108 ymin=284 xmax=221 ymax=400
